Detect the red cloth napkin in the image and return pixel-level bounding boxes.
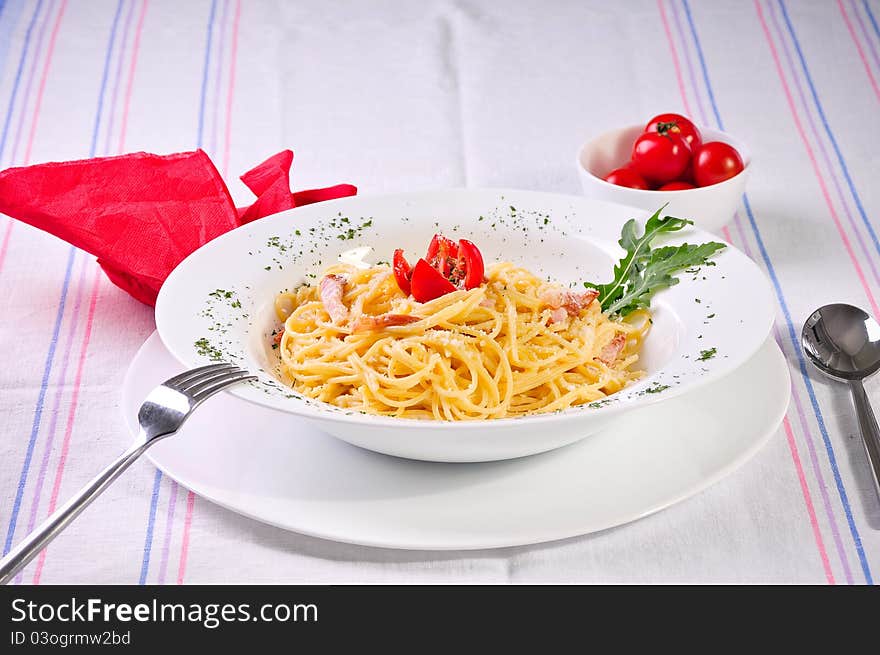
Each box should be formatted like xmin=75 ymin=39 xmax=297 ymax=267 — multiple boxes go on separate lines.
xmin=0 ymin=149 xmax=355 ymax=305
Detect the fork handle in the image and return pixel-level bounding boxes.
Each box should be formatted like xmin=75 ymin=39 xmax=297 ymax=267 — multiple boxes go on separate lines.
xmin=0 ymin=440 xmax=152 ymax=585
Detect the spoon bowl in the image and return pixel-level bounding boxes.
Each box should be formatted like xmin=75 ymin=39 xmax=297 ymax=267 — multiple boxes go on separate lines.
xmin=802 ymin=304 xmax=880 ymax=380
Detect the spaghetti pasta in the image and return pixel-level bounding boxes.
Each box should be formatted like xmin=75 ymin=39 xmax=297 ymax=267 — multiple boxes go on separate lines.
xmin=273 ymin=262 xmax=649 ymax=420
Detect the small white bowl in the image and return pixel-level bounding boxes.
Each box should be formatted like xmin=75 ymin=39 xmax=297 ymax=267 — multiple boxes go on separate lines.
xmin=576 ymin=124 xmax=750 ymax=234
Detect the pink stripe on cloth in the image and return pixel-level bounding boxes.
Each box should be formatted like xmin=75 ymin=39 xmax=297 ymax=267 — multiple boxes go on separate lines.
xmin=656 ymin=0 xmax=694 ymax=118
xmin=156 ymin=481 xmax=179 ymax=584
xmin=32 ymin=267 xmax=102 ymax=585
xmin=839 ymin=0 xmax=880 ymax=103
xmin=0 ymin=221 xmax=13 ymax=277
xmin=756 ymin=0 xmax=880 ymax=318
xmin=730 ymin=211 xmax=754 ymax=259
xmin=781 ymin=414 xmax=835 ymax=584
xmin=117 ymin=0 xmax=148 ymax=153
xmin=176 ymin=491 xmax=196 ymax=584
xmin=221 ymin=0 xmax=241 ymax=177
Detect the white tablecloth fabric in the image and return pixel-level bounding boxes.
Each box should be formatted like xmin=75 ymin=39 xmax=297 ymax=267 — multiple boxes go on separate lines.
xmin=1 ymin=0 xmax=879 ymax=584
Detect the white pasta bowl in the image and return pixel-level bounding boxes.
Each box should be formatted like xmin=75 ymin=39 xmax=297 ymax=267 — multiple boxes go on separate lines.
xmin=155 ymin=189 xmax=774 ymax=462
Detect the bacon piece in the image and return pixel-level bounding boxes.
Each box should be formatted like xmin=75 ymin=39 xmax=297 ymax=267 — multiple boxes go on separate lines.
xmin=596 ymin=333 xmax=626 ymax=366
xmin=350 ymin=313 xmax=421 ymax=334
xmin=548 ymin=307 xmax=568 ymax=324
xmin=540 ymin=287 xmax=599 ymax=316
xmin=273 ymin=329 xmax=284 ymax=345
xmin=319 ymin=274 xmax=348 ymax=324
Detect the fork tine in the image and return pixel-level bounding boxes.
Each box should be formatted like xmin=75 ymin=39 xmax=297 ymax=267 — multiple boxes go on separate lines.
xmin=174 ymin=365 xmax=248 ymax=393
xmin=164 ymin=363 xmax=237 ymax=388
xmin=190 ymin=371 xmax=256 ymax=402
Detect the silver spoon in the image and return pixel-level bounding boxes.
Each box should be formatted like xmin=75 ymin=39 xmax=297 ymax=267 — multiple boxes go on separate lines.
xmin=802 ymin=303 xmax=880 ymax=507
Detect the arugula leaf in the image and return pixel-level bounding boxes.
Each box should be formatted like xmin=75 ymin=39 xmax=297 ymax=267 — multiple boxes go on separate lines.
xmin=585 ymin=207 xmax=726 ymax=317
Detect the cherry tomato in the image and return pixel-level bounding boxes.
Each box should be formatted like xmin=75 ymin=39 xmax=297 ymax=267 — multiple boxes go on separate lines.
xmin=645 ymin=113 xmax=702 ymax=150
xmin=392 ymin=248 xmax=412 ymax=295
xmin=604 ymin=167 xmax=650 ymax=190
xmin=631 ymin=131 xmax=691 ymax=185
xmin=692 ymin=141 xmax=744 ymax=187
xmin=426 ymin=234 xmax=458 ymax=277
xmin=455 ymin=239 xmax=484 ymax=289
xmin=392 ymin=235 xmax=486 ymax=300
xmin=410 ymin=258 xmax=456 ymax=302
xmin=658 ymin=181 xmax=696 ymax=191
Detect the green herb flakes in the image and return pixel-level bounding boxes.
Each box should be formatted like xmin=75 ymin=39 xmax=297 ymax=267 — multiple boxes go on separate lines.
xmin=698 ymin=347 xmax=717 ymax=361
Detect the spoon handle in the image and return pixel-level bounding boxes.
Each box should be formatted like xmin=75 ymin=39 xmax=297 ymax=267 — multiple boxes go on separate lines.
xmin=849 ymin=379 xmax=880 ymax=503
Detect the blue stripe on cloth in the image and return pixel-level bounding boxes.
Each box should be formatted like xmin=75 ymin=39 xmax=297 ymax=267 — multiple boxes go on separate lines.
xmin=778 ymin=0 xmax=880 ymax=261
xmin=196 ymin=0 xmax=217 ymax=148
xmin=680 ymin=0 xmax=873 ymax=584
xmin=2 ymin=249 xmax=74 ymax=556
xmin=140 ymin=0 xmax=219 ymax=583
xmin=89 ymin=0 xmax=125 ymax=159
xmin=139 ymin=469 xmax=163 ymax=585
xmin=0 ymin=0 xmax=44 ymax=164
xmin=0 ymin=1 xmax=29 ymax=88
xmin=2 ymin=0 xmax=127 ymax=558
xmin=776 ymin=0 xmax=875 ymax=584
xmin=863 ymin=0 xmax=880 ymax=43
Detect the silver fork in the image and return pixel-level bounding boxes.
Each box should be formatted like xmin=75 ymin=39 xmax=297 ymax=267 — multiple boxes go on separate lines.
xmin=0 ymin=363 xmax=255 ymax=585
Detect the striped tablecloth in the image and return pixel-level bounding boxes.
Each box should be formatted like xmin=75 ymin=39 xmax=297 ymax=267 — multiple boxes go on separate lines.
xmin=1 ymin=0 xmax=878 ymax=584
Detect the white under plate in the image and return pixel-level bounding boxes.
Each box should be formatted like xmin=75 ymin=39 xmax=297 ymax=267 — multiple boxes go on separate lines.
xmin=122 ymin=332 xmax=790 ymax=550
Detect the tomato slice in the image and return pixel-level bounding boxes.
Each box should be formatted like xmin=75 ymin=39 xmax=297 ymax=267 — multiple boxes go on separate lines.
xmin=456 ymin=239 xmax=484 ymax=290
xmin=426 ymin=234 xmax=458 ymax=260
xmin=426 ymin=234 xmax=458 ymax=278
xmin=410 ymin=258 xmax=456 ymax=302
xmin=392 ymin=249 xmax=412 ymax=295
